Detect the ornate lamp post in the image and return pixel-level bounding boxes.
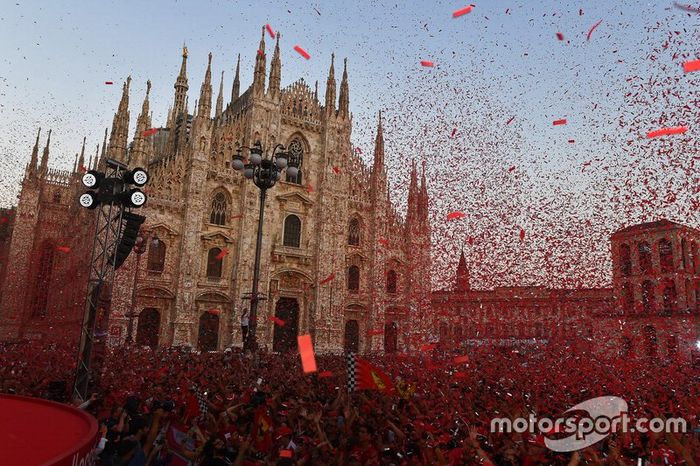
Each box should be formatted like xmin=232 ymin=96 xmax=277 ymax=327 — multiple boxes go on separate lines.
xmin=125 ymin=231 xmax=150 ymax=343
xmin=232 ymin=141 xmax=298 ymax=352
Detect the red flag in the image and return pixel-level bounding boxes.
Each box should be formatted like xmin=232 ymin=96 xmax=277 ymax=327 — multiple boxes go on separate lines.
xmin=265 ymin=23 xmax=276 ymax=39
xmin=298 ymin=335 xmax=317 ymax=373
xmin=143 ymin=128 xmax=158 ymax=137
xmin=420 ymin=60 xmax=434 ymax=67
xmin=269 ymin=316 xmax=285 ymax=327
xmin=420 ymin=343 xmax=437 ymax=352
xmin=447 ymin=211 xmax=465 ymax=221
xmin=553 ymin=119 xmax=567 ymax=126
xmin=215 ymin=248 xmax=229 ymax=260
xmin=350 ymin=355 xmax=395 ymax=393
xmin=252 ymin=406 xmax=273 ymax=452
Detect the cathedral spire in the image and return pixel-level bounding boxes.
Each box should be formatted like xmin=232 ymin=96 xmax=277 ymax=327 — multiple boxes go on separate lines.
xmin=324 ymin=53 xmax=336 ymax=116
xmin=252 ymin=26 xmax=267 ymax=96
xmin=372 ymin=110 xmax=384 ymax=171
xmin=26 ymin=127 xmax=41 ymax=178
xmin=268 ymin=32 xmax=281 ymax=98
xmin=419 ymin=160 xmax=429 ymax=228
xmin=173 ymin=44 xmax=189 ymax=118
xmin=215 ymin=70 xmax=224 ymax=117
xmin=77 ymin=136 xmax=86 ymax=172
xmin=39 ymin=129 xmax=51 ymax=177
xmin=338 ymin=57 xmax=349 ymax=118
xmin=131 ymin=81 xmax=153 ymax=167
xmin=198 ymin=53 xmax=213 ymax=118
xmin=455 ymin=249 xmax=470 ymax=292
xmin=231 ymin=54 xmax=241 ymax=102
xmin=108 ymin=76 xmax=131 ymax=162
xmin=405 ymin=159 xmax=418 ymax=229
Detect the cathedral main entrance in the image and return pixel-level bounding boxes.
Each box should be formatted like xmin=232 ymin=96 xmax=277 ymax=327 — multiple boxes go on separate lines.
xmin=344 ymin=320 xmax=359 ymax=353
xmin=384 ymin=321 xmax=398 ymax=353
xmin=198 ymin=312 xmax=219 ymax=352
xmin=136 ymin=308 xmax=160 ymax=348
xmin=272 ymin=297 xmax=299 ymax=353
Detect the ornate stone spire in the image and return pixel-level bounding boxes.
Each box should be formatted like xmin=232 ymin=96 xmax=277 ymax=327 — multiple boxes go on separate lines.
xmin=198 ymin=52 xmax=213 ymax=118
xmin=455 ymin=249 xmax=470 ymax=292
xmin=173 ymin=44 xmax=189 ymax=117
xmin=252 ymin=26 xmax=267 ymax=96
xmin=77 ymin=136 xmax=86 ymax=172
xmin=372 ymin=110 xmax=384 ymax=173
xmin=338 ymin=58 xmax=349 ymax=118
xmin=231 ymin=53 xmax=241 ymax=102
xmin=268 ymin=32 xmax=281 ymax=98
xmin=39 ymin=129 xmax=51 ymax=177
xmin=108 ymin=76 xmax=131 ymax=161
xmin=215 ymin=70 xmax=224 ymax=117
xmin=324 ymin=53 xmax=336 ymax=115
xmin=26 ymin=127 xmax=41 ymax=178
xmin=131 ymin=81 xmax=153 ymax=167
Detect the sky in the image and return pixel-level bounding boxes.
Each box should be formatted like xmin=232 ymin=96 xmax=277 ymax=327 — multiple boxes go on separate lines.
xmin=1 ymin=0 xmax=699 ymax=290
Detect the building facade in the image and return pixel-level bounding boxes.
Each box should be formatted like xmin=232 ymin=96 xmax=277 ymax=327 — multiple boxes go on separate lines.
xmin=433 ymin=220 xmax=700 ymax=363
xmin=0 ymin=29 xmax=432 ymax=354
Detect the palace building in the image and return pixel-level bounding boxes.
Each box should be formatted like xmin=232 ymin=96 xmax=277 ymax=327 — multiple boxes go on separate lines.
xmin=0 ymin=29 xmax=433 ymax=354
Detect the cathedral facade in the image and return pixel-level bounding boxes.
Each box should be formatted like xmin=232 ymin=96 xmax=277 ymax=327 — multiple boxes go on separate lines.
xmin=0 ymin=29 xmax=433 ymax=354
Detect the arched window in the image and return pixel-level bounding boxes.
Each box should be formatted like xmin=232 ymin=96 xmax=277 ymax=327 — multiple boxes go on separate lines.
xmin=622 ymin=282 xmax=634 ymax=312
xmin=619 ymin=244 xmax=632 ymax=276
xmin=386 ymin=270 xmax=397 ymax=294
xmin=210 ymin=192 xmax=227 ymax=225
xmin=641 ymin=280 xmax=655 ymax=314
xmin=692 ymin=241 xmax=699 ymax=273
xmin=31 ymin=241 xmax=55 ymax=317
xmin=347 ymin=265 xmax=360 ymax=292
xmin=661 ymin=281 xmax=677 ymax=313
xmin=53 ymin=191 xmax=61 ymax=203
xmin=147 ymin=238 xmax=166 ymax=273
xmin=286 ymin=139 xmax=304 ymax=185
xmin=644 ymin=325 xmax=657 ymax=358
xmin=348 ymin=218 xmax=360 ymax=246
xmin=659 ymin=238 xmax=674 ymax=273
xmin=681 ymin=238 xmax=689 ymax=271
xmin=207 ymin=248 xmax=223 ymax=278
xmin=638 ymin=242 xmax=652 ymax=274
xmin=283 ymin=215 xmax=301 ymax=247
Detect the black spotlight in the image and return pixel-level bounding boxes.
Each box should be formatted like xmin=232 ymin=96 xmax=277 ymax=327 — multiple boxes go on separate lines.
xmin=81 ymin=170 xmax=104 ymax=189
xmin=109 ymin=211 xmax=146 ymax=270
xmin=119 ymin=188 xmax=147 ymax=208
xmin=79 ymin=191 xmax=99 ymax=209
xmin=123 ymin=167 xmax=149 ymax=187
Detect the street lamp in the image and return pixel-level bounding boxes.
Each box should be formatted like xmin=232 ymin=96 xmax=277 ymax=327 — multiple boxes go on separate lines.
xmin=232 ymin=141 xmax=297 ymax=352
xmin=125 ymin=230 xmax=151 ymax=344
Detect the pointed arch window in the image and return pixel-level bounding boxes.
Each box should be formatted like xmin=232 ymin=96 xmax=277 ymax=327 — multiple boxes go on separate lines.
xmin=31 ymin=241 xmax=55 ymax=317
xmin=210 ymin=192 xmax=227 ymax=225
xmin=283 ymin=215 xmax=301 ymax=248
xmin=386 ymin=270 xmax=397 ymax=294
xmin=348 ymin=218 xmax=360 ymax=246
xmin=619 ymin=243 xmax=631 ymax=276
xmin=638 ymin=242 xmax=652 ymax=274
xmin=207 ymin=247 xmax=223 ymax=278
xmin=347 ymin=265 xmax=360 ymax=292
xmin=147 ymin=237 xmax=166 ymax=273
xmin=286 ymin=139 xmax=304 ymax=185
xmin=659 ymin=238 xmax=674 ymax=273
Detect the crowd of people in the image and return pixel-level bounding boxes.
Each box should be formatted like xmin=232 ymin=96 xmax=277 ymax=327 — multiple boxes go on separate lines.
xmin=1 ymin=338 xmax=699 ymax=465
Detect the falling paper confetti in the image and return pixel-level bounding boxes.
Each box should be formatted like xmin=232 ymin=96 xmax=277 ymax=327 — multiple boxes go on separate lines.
xmin=215 ymin=248 xmax=229 ymax=260
xmin=294 ymin=45 xmax=310 ymax=60
xmin=519 ymin=229 xmax=526 ymax=241
xmin=683 ymin=59 xmax=700 ymax=73
xmin=454 ymin=355 xmax=469 ymax=364
xmin=586 ymin=19 xmax=603 ymax=41
xmin=105 ymin=81 xmax=113 ymax=85
xmin=269 ymin=316 xmax=285 ymax=327
xmin=265 ymin=23 xmax=276 ymax=39
xmin=452 ymin=5 xmax=474 ymax=18
xmin=646 ymin=126 xmax=688 ymax=138
xmin=332 ymin=166 xmax=340 ymax=174
xmin=56 ymin=246 xmax=71 ymax=253
xmin=142 ymin=128 xmax=158 ymax=137
xmin=447 ymin=211 xmax=466 ymax=221
xmin=556 ymin=32 xmax=564 ymax=41
xmin=553 ymin=119 xmax=567 ymax=126
xmin=297 ymin=335 xmax=317 ymax=373
xmin=420 ymin=60 xmax=434 ymax=67
xmin=318 ymin=371 xmax=333 ymax=378
xmin=319 ymin=273 xmax=335 ymax=285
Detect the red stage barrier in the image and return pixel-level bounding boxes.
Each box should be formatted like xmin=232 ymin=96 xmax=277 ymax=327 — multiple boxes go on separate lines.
xmin=0 ymin=394 xmax=98 ymax=466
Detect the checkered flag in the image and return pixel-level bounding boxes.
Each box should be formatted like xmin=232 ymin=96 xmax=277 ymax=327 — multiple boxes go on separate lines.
xmin=346 ymin=352 xmax=357 ymax=392
xmin=193 ymin=385 xmax=208 ymax=417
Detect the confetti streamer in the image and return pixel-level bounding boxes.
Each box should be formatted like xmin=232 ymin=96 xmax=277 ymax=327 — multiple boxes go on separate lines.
xmin=56 ymin=246 xmax=71 ymax=253
xmin=568 ymin=140 xmax=576 ymax=144
xmin=269 ymin=316 xmax=285 ymax=327
xmin=420 ymin=60 xmax=434 ymax=67
xmin=265 ymin=23 xmax=276 ymax=39
xmin=447 ymin=211 xmax=466 ymax=221
xmin=332 ymin=166 xmax=340 ymax=174
xmin=454 ymin=355 xmax=469 ymax=364
xmin=215 ymin=248 xmax=229 ymax=260
xmin=452 ymin=5 xmax=474 ymax=18
xmin=279 ymin=450 xmax=293 ymax=458
xmin=553 ymin=119 xmax=567 ymax=126
xmin=105 ymin=81 xmax=113 ymax=85
xmin=142 ymin=128 xmax=158 ymax=137
xmin=294 ymin=45 xmax=310 ymax=60
xmin=319 ymin=273 xmax=335 ymax=285
xmin=683 ymin=59 xmax=700 ymax=73
xmin=556 ymin=32 xmax=564 ymax=41
xmin=506 ymin=116 xmax=515 ymax=125
xmin=586 ymin=19 xmax=603 ymax=41
xmin=231 ymin=214 xmax=243 ymax=220
xmin=646 ymin=126 xmax=688 ymax=138
xmin=298 ymin=335 xmax=317 ymax=373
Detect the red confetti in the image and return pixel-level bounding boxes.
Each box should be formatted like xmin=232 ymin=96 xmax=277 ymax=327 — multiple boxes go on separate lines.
xmin=279 ymin=450 xmax=293 ymax=458
xmin=56 ymin=246 xmax=71 ymax=253
xmin=0 ymin=217 xmax=7 ymax=224
xmin=319 ymin=273 xmax=335 ymax=285
xmin=368 ymin=329 xmax=384 ymax=336
xmin=294 ymin=45 xmax=310 ymax=60
xmin=79 ymin=165 xmax=87 ymax=173
xmin=467 ymin=236 xmax=474 ymax=245
xmin=257 ymin=49 xmax=264 ymax=56
xmin=552 ymin=119 xmax=567 ymax=126
xmin=332 ymin=166 xmax=340 ymax=174
xmin=646 ymin=126 xmax=688 ymax=138
xmin=378 ymin=238 xmax=389 ymax=247
xmin=231 ymin=214 xmax=243 ymax=220
xmin=269 ymin=316 xmax=286 ymax=327
xmin=683 ymin=59 xmax=700 ymax=73
xmin=586 ymin=19 xmax=603 ymax=41
xmin=306 ymin=184 xmax=313 ymax=193
xmin=354 ymin=147 xmax=362 ymax=154
xmin=265 ymin=23 xmax=276 ymax=39
xmin=568 ymin=140 xmax=576 ymax=144
xmin=297 ymin=335 xmax=317 ymax=373
xmin=318 ymin=371 xmax=333 ymax=378
xmin=508 ymin=166 xmax=516 ymax=172
xmin=519 ymin=229 xmax=526 ymax=241
xmin=447 ymin=211 xmax=466 ymax=221
xmin=215 ymin=248 xmax=229 ymax=261
xmin=556 ymin=32 xmax=564 ymax=41
xmin=506 ymin=116 xmax=515 ymax=125
xmin=673 ymin=2 xmax=700 ymax=13
xmin=420 ymin=60 xmax=434 ymax=67
xmin=420 ymin=343 xmax=437 ymax=352
xmin=450 ymin=128 xmax=457 ymax=138
xmin=105 ymin=81 xmax=113 ymax=85
xmin=142 ymin=128 xmax=158 ymax=137
xmin=454 ymin=355 xmax=469 ymax=364
xmin=452 ymin=5 xmax=474 ymax=17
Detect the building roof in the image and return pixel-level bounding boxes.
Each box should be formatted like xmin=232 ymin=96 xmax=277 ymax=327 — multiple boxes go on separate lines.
xmin=610 ymin=219 xmax=694 ymax=238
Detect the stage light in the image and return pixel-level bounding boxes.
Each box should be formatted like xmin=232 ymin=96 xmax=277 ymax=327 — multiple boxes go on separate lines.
xmin=696 ymin=340 xmax=700 ymax=350
xmin=81 ymin=170 xmax=103 ymax=189
xmin=123 ymin=167 xmax=149 ymax=187
xmin=79 ymin=192 xmax=98 ymax=209
xmin=125 ymin=188 xmax=147 ymax=208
